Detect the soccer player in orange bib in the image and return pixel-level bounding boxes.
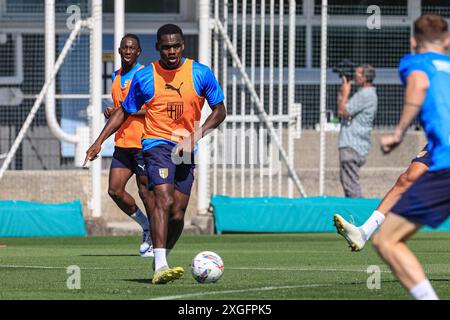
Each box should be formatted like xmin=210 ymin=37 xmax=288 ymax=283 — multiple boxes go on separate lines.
xmin=91 ymin=34 xmax=154 ymax=257
xmin=85 ymin=24 xmax=227 ymax=284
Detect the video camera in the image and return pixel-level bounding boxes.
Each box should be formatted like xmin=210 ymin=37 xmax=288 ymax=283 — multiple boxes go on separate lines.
xmin=332 ymin=59 xmax=357 ymax=81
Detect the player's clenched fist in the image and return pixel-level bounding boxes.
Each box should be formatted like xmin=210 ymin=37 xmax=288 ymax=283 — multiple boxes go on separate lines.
xmin=103 ymin=106 xmax=115 ymax=119
xmin=174 ymin=133 xmax=195 ymax=155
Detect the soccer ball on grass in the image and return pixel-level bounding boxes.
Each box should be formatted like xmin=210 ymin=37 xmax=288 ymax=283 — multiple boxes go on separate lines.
xmin=191 ymin=251 xmax=224 ymax=283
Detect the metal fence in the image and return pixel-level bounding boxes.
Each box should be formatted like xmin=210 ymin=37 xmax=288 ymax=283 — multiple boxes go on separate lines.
xmin=1 ymin=0 xmax=450 ymax=219
xmin=200 ymin=0 xmax=450 ymax=200
xmin=0 ymin=0 xmax=102 ymax=217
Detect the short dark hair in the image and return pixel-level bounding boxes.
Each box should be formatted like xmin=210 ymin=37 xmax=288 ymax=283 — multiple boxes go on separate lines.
xmin=414 ymin=14 xmax=448 ymax=45
xmin=359 ymin=64 xmax=376 ymax=84
xmin=122 ymin=33 xmax=141 ymax=49
xmin=157 ymin=24 xmax=184 ymax=42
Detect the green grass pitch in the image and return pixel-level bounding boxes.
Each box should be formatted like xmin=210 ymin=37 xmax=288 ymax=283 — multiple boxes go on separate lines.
xmin=1 ymin=233 xmax=450 ymax=300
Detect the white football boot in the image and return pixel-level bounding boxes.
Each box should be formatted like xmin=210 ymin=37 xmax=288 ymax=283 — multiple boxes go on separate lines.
xmin=333 ymin=214 xmax=366 ymax=252
xmin=139 ymin=230 xmax=154 ymax=258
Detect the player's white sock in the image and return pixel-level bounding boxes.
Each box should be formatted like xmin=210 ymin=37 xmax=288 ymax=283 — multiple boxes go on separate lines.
xmin=410 ymin=279 xmax=439 ymax=300
xmin=130 ymin=207 xmax=150 ymax=233
xmin=154 ymin=248 xmax=168 ymax=271
xmin=359 ymin=210 xmax=385 ymax=241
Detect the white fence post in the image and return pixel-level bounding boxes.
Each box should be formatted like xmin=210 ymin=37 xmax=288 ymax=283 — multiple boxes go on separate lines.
xmin=288 ymin=0 xmax=296 ymax=198
xmin=45 ymin=0 xmax=56 ymax=146
xmin=114 ymin=0 xmax=124 ymax=71
xmin=197 ymin=0 xmax=212 ymax=216
xmin=319 ymin=0 xmax=328 ymax=196
xmin=90 ymin=0 xmax=103 ymax=218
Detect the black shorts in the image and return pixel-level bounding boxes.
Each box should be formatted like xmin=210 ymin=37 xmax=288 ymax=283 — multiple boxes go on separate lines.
xmin=411 ymin=145 xmax=432 ymax=167
xmin=142 ymin=144 xmax=195 ymax=196
xmin=392 ymin=168 xmax=450 ymax=228
xmin=111 ymin=147 xmax=147 ymax=176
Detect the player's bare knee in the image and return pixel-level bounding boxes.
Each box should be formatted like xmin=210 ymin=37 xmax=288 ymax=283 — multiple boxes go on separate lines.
xmin=155 ymin=193 xmax=173 ymax=211
xmin=170 ymin=212 xmax=184 ymax=224
xmin=372 ymin=233 xmax=392 ymax=254
xmin=372 ymin=233 xmax=381 ymax=249
xmin=170 ymin=207 xmax=186 ymax=223
xmin=138 ymin=187 xmax=148 ymax=202
xmin=108 ymin=188 xmax=124 ymax=200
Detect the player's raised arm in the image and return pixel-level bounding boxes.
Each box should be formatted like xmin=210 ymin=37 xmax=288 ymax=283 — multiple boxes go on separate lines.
xmin=380 ymin=71 xmax=429 ymax=154
xmin=337 ymin=76 xmax=352 ymax=119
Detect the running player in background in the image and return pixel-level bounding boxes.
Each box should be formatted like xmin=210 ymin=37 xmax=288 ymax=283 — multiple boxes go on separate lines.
xmin=99 ymin=34 xmax=153 ymax=258
xmin=333 ymin=146 xmax=430 ymax=251
xmin=374 ymin=14 xmax=450 ymax=300
xmin=84 ymin=24 xmax=227 ymax=284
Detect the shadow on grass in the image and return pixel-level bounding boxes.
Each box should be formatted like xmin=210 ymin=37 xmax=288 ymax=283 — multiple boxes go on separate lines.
xmin=429 ymin=278 xmax=450 ymax=282
xmin=79 ymin=254 xmax=139 ymax=257
xmin=122 ymin=278 xmax=152 ymax=284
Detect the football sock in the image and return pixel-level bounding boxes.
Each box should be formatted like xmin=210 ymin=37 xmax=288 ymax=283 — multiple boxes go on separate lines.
xmin=130 ymin=207 xmax=150 ymax=233
xmin=154 ymin=248 xmax=168 ymax=271
xmin=359 ymin=210 xmax=385 ymax=241
xmin=410 ymin=279 xmax=439 ymax=300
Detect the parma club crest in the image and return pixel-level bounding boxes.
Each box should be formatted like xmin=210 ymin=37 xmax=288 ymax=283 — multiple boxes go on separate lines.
xmin=167 ymin=102 xmax=184 ymax=120
xmin=159 ymin=168 xmax=169 ymax=179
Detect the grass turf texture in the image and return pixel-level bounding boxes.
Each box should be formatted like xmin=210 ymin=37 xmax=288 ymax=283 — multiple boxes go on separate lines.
xmin=0 ymin=233 xmax=450 ymax=300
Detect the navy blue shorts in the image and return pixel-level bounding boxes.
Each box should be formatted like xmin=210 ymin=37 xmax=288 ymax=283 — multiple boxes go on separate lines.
xmin=142 ymin=144 xmax=195 ymax=196
xmin=411 ymin=145 xmax=432 ymax=167
xmin=391 ymin=168 xmax=450 ymax=228
xmin=111 ymin=147 xmax=147 ymax=176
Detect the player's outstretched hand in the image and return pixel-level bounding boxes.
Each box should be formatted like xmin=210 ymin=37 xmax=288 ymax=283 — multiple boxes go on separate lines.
xmin=83 ymin=143 xmax=101 ymax=167
xmin=103 ymin=106 xmax=115 ymax=119
xmin=380 ymin=134 xmax=401 ymax=154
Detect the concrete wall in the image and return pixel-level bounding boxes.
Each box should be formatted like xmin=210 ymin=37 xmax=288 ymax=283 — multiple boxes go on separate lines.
xmin=0 ymin=129 xmax=427 ymax=227
xmin=0 ymin=168 xmax=198 ymax=226
xmin=290 ymin=129 xmax=427 ymax=197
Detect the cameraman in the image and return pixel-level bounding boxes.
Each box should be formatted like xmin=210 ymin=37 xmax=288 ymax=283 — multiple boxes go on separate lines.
xmin=337 ymin=64 xmax=378 ymax=198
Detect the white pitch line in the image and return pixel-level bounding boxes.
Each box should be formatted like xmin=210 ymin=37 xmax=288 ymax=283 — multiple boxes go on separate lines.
xmin=149 ymin=267 xmax=392 ymax=300
xmin=150 ymin=283 xmax=334 ymax=300
xmin=0 ymin=264 xmax=393 ymax=274
xmin=228 ymin=266 xmax=392 ymax=273
xmin=0 ymin=264 xmax=113 ymax=270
